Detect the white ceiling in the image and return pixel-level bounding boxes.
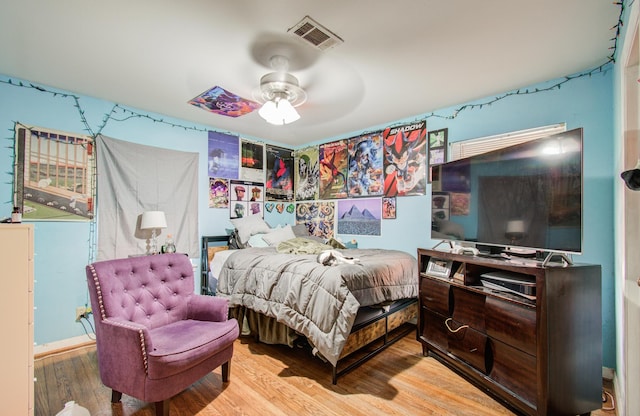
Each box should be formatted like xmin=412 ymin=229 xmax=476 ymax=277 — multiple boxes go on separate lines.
xmin=0 ymin=1 xmax=620 ymax=146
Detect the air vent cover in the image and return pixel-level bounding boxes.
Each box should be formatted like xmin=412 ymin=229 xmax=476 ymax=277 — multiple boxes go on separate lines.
xmin=288 ymin=15 xmax=343 ymax=51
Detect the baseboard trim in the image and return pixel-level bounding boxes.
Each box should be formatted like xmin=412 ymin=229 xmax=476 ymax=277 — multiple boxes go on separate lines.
xmin=34 ymin=334 xmax=96 ymax=359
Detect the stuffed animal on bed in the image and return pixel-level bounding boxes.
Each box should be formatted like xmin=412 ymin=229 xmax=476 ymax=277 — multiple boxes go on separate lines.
xmin=317 ymin=249 xmax=360 ymax=266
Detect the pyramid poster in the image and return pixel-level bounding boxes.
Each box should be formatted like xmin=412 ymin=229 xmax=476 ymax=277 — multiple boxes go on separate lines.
xmin=337 ymin=198 xmax=381 ymax=236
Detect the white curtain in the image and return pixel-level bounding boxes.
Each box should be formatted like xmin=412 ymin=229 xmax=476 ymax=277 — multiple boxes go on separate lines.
xmin=95 ymin=135 xmax=199 ymax=260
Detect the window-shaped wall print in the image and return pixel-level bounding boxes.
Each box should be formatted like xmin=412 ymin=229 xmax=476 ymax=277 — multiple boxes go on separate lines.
xmin=14 ymin=124 xmax=96 ymax=221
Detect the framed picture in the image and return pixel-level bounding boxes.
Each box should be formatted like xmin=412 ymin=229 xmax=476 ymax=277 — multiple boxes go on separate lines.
xmin=432 ymin=191 xmax=450 ymax=221
xmin=425 ymin=258 xmax=453 ymax=279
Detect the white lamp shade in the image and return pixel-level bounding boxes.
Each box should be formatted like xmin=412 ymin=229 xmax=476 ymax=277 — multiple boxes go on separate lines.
xmin=258 ymin=98 xmax=300 ymax=125
xmin=140 ymin=211 xmax=167 ymax=230
xmin=506 ymin=220 xmax=525 ymax=234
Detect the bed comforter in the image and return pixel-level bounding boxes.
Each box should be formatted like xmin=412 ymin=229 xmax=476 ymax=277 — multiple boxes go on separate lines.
xmin=216 ymin=247 xmax=418 ymax=366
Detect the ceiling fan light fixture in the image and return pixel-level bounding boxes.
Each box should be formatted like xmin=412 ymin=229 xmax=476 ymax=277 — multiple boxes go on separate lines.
xmin=258 ymin=95 xmax=300 ymax=125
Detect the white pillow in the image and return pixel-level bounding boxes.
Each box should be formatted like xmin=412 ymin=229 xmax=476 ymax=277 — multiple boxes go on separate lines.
xmin=230 ymin=216 xmax=271 ymax=245
xmin=247 ymin=233 xmax=270 ymax=247
xmin=262 ymin=224 xmax=296 ymax=246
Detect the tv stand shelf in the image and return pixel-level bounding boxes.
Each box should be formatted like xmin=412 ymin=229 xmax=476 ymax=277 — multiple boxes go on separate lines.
xmin=417 ymin=248 xmax=602 ymax=416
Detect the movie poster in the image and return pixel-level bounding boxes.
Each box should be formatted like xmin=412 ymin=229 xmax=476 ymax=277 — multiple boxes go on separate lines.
xmin=265 ymin=145 xmax=294 ymax=201
xmin=295 ymin=146 xmax=319 ymax=201
xmin=208 ymin=131 xmax=239 ymax=179
xmin=296 ymin=201 xmax=335 ymax=239
xmin=319 ymin=140 xmax=348 ymax=200
xmin=188 ymin=86 xmax=259 ymax=118
xmin=383 ymin=120 xmax=427 ymax=196
xmin=209 ymin=178 xmax=229 ymax=209
xmin=347 ymin=132 xmax=384 ymax=197
xmin=240 ymin=139 xmax=265 ymax=182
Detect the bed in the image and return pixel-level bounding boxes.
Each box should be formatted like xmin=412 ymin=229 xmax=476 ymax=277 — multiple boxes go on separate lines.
xmin=201 ymin=221 xmax=418 ymax=383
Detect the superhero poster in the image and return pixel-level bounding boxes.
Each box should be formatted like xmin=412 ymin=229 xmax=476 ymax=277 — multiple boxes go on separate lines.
xmin=295 ymin=147 xmax=319 ymax=201
xmin=319 ymin=140 xmax=348 ymax=200
xmin=265 ymin=145 xmax=294 ymax=201
xmin=347 ymin=132 xmax=384 ymax=197
xmin=296 ymin=201 xmax=335 ymax=239
xmin=383 ymin=120 xmax=427 ymax=197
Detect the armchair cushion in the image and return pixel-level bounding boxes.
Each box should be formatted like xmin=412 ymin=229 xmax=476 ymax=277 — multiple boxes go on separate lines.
xmin=147 ymin=319 xmax=238 ymax=380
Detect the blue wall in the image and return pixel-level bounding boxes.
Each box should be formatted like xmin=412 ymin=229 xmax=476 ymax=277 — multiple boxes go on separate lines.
xmin=0 ymin=67 xmax=615 ymax=368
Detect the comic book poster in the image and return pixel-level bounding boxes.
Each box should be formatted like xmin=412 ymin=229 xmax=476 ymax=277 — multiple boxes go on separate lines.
xmin=337 ymin=198 xmax=382 ymax=236
xmin=319 ymin=140 xmax=348 ymax=200
xmin=295 ymin=146 xmax=319 ymax=201
xmin=265 ymin=145 xmax=294 ymax=201
xmin=383 ymin=120 xmax=427 ymax=196
xmin=240 ymin=139 xmax=265 ymax=182
xmin=209 ymin=178 xmax=229 ymax=209
xmin=347 ymin=132 xmax=384 ymax=197
xmin=208 ymin=131 xmax=239 ymax=179
xmin=229 ymin=180 xmax=264 ymax=219
xmin=296 ymin=201 xmax=335 ymax=239
xmin=188 ymin=86 xmax=259 ymax=117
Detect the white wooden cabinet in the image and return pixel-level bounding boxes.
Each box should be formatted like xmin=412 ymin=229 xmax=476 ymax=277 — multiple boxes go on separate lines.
xmin=0 ymin=224 xmax=34 ymax=415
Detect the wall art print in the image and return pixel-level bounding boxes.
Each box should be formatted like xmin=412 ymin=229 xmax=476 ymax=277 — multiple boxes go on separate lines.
xmin=347 ymin=132 xmax=384 ymax=197
xmin=382 ymin=196 xmax=396 ymax=219
xmin=295 ymin=146 xmax=319 ymax=201
xmin=296 ymin=201 xmax=335 ymax=239
xmin=208 ymin=130 xmax=239 ymax=179
xmin=383 ymin=120 xmax=427 ymax=197
xmin=428 ymin=128 xmax=448 ymax=183
xmin=209 ymin=178 xmax=229 ymax=209
xmin=337 ymin=198 xmax=382 ymax=236
xmin=14 ymin=125 xmax=96 ymax=221
xmin=319 ymin=140 xmax=348 ymax=200
xmin=240 ymin=139 xmax=265 ymax=182
xmin=265 ymin=145 xmax=294 ymax=201
xmin=229 ymin=180 xmax=264 ymax=219
xmin=188 ymin=85 xmax=260 ymax=118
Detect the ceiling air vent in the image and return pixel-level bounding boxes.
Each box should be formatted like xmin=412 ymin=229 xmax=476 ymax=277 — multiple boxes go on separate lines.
xmin=288 ymin=15 xmax=343 ymax=51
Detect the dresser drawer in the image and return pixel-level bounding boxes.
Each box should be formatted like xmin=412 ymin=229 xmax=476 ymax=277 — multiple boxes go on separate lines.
xmin=447 ymin=319 xmax=490 ymax=374
xmin=485 ymin=297 xmax=536 ymax=356
xmin=420 ymin=277 xmax=451 ymax=316
xmin=421 ymin=308 xmax=448 ymax=352
xmin=451 ymin=287 xmax=486 ymax=331
xmin=489 ymin=338 xmax=537 ymax=406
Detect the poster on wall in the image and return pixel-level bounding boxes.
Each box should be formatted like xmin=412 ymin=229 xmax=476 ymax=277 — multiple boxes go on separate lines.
xmin=209 ymin=178 xmax=229 ymax=209
xmin=240 ymin=139 xmax=265 ymax=182
xmin=188 ymin=86 xmax=260 ymax=118
xmin=382 ymin=196 xmax=396 ymax=219
xmin=428 ymin=128 xmax=448 ymax=183
xmin=319 ymin=140 xmax=348 ymax=200
xmin=431 ymin=191 xmax=450 ymax=221
xmin=382 ymin=120 xmax=427 ymax=197
xmin=296 ymin=201 xmax=335 ymax=239
xmin=208 ymin=131 xmax=239 ymax=179
xmin=14 ymin=125 xmax=96 ymax=221
xmin=229 ymin=180 xmax=264 ymax=219
xmin=337 ymin=198 xmax=382 ymax=236
xmin=347 ymin=132 xmax=384 ymax=197
xmin=265 ymin=145 xmax=294 ymax=201
xmin=295 ymin=146 xmax=319 ymax=201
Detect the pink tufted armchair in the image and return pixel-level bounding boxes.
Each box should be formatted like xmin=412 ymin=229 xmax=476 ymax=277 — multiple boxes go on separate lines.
xmin=86 ymin=253 xmax=239 ymax=416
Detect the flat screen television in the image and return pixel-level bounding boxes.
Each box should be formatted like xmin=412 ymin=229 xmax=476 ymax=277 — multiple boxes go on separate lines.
xmin=431 ymin=127 xmax=583 ymax=255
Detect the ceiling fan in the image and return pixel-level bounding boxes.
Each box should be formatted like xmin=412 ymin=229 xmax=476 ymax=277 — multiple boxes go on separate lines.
xmin=253 ymin=54 xmax=307 ymax=125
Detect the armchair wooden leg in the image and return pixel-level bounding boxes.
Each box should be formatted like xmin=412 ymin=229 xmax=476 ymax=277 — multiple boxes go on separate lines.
xmin=111 ymin=390 xmax=122 ymax=403
xmin=222 ymin=361 xmax=230 ymax=382
xmin=155 ymin=399 xmax=170 ymax=416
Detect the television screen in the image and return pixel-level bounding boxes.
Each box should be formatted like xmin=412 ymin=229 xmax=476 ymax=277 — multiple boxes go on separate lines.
xmin=431 ymin=128 xmax=583 ymax=254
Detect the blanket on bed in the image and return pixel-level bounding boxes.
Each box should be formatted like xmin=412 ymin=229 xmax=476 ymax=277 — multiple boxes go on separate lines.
xmin=216 ymin=247 xmax=418 ymax=366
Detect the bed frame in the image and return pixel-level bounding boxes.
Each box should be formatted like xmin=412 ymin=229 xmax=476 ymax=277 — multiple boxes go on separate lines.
xmin=201 ymin=235 xmax=418 ymax=384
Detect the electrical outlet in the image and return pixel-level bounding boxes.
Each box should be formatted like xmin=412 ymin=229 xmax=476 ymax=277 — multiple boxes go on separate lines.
xmin=75 ymin=306 xmax=86 ymax=322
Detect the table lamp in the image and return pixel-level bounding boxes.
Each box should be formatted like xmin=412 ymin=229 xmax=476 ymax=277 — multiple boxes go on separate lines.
xmin=140 ymin=211 xmax=167 ymax=254
xmin=505 ymin=220 xmax=525 ymax=245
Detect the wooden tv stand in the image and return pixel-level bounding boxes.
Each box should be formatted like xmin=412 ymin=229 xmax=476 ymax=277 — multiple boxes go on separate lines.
xmin=417 ymin=248 xmax=602 ymax=415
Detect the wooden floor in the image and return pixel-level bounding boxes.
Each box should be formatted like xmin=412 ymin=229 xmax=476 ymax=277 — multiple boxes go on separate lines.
xmin=34 ymin=332 xmax=617 ymax=416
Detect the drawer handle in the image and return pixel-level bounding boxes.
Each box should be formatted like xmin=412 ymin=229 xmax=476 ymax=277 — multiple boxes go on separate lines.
xmin=445 ymin=318 xmax=469 ymax=333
